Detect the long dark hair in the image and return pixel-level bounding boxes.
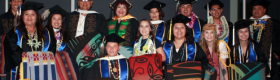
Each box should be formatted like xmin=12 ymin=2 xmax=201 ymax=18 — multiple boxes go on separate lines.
xmin=46 ymin=14 xmax=68 ymax=42
xmin=136 ymin=19 xmax=155 ymax=42
xmin=234 ymin=27 xmax=252 ymax=62
xmin=18 ymin=10 xmax=45 ymax=41
xmin=168 ymin=22 xmax=194 ymax=44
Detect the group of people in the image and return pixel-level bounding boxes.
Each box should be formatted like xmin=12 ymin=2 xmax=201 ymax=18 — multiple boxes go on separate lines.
xmin=0 ymin=0 xmax=279 ymax=80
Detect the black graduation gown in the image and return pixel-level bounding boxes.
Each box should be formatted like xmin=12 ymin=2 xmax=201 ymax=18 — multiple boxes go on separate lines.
xmin=251 ymin=19 xmax=280 ymax=80
xmin=0 ymin=10 xmax=15 ymax=35
xmin=64 ymin=11 xmax=108 ymax=39
xmin=80 ymin=58 xmax=131 ymax=80
xmin=164 ymin=18 xmax=205 ymax=42
xmin=204 ymin=21 xmax=233 ymax=47
xmin=107 ymin=18 xmax=139 ymax=47
xmin=4 ymin=27 xmax=56 ymax=80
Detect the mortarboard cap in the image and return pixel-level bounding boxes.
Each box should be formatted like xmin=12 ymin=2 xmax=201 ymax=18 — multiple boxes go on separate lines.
xmin=204 ymin=0 xmax=224 ymax=10
xmin=110 ymin=0 xmax=132 ymax=10
xmin=49 ymin=5 xmax=68 ymax=17
xmin=250 ymin=0 xmax=270 ymax=8
xmin=234 ymin=20 xmax=254 ymax=31
xmin=21 ymin=1 xmax=44 ymax=11
xmin=105 ymin=33 xmax=126 ymax=44
xmin=143 ymin=0 xmax=166 ymax=10
xmin=178 ymin=0 xmax=197 ymax=5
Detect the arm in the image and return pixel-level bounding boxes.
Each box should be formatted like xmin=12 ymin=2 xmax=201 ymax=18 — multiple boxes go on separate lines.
xmin=196 ymin=44 xmax=209 ymax=79
xmin=219 ymin=41 xmax=230 ymax=80
xmin=130 ymin=19 xmax=139 ymax=47
xmin=156 ymin=47 xmax=166 ymax=62
xmin=0 ymin=15 xmax=4 ymax=35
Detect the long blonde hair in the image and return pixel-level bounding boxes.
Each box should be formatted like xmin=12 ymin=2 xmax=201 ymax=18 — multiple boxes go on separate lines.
xmin=199 ymin=24 xmax=219 ymax=55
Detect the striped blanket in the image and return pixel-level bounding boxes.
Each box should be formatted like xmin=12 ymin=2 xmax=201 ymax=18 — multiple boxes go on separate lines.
xmin=228 ymin=62 xmax=266 ymax=80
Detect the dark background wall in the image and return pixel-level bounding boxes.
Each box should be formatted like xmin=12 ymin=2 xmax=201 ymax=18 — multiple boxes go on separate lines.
xmin=0 ymin=0 xmax=231 ymax=26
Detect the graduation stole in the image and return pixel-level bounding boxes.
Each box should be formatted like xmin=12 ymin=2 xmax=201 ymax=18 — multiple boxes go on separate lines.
xmin=163 ymin=41 xmax=197 ymax=64
xmin=14 ymin=26 xmax=50 ymax=52
xmin=56 ymin=38 xmax=66 ymax=51
xmin=108 ymin=14 xmax=135 ymax=40
xmin=100 ymin=59 xmax=129 ymax=80
xmin=133 ymin=36 xmax=156 ymax=56
xmin=249 ymin=19 xmax=267 ymax=43
xmin=208 ymin=16 xmax=230 ymax=43
xmin=234 ymin=42 xmax=258 ymax=64
xmin=154 ymin=22 xmax=166 ymax=44
xmin=192 ymin=18 xmax=202 ymax=42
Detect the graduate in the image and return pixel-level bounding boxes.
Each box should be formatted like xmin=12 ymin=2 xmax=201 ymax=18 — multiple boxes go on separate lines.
xmin=65 ymin=0 xmax=108 ymax=39
xmin=80 ymin=33 xmax=130 ymax=80
xmin=204 ymin=0 xmax=233 ymax=46
xmin=132 ymin=19 xmax=166 ymax=61
xmin=43 ymin=5 xmax=68 ymax=51
xmin=199 ymin=24 xmax=230 ymax=80
xmin=163 ymin=14 xmax=208 ymax=78
xmin=165 ymin=0 xmax=205 ymax=43
xmin=143 ymin=0 xmax=166 ymax=44
xmin=230 ymin=20 xmax=266 ymax=64
xmin=0 ymin=0 xmax=25 ymax=35
xmin=249 ymin=0 xmax=280 ymax=79
xmin=4 ymin=1 xmax=57 ymax=80
xmin=107 ymin=0 xmax=139 ymax=47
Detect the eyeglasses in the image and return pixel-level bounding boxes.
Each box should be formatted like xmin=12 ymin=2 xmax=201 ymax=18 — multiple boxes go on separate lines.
xmin=211 ymin=8 xmax=221 ymax=11
xmin=78 ymin=0 xmax=93 ymax=2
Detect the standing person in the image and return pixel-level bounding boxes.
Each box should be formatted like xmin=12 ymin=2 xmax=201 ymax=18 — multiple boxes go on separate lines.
xmin=199 ymin=24 xmax=229 ymax=80
xmin=204 ymin=0 xmax=233 ymax=46
xmin=80 ymin=33 xmax=130 ymax=80
xmin=107 ymin=0 xmax=139 ymax=47
xmin=143 ymin=0 xmax=166 ymax=44
xmin=163 ymin=14 xmax=208 ymax=79
xmin=166 ymin=0 xmax=205 ymax=43
xmin=65 ymin=0 xmax=108 ymax=39
xmin=132 ymin=19 xmax=166 ymax=61
xmin=0 ymin=0 xmax=25 ymax=35
xmin=231 ymin=20 xmax=266 ymax=64
xmin=249 ymin=0 xmax=280 ymax=79
xmin=44 ymin=5 xmax=68 ymax=51
xmin=4 ymin=1 xmax=57 ymax=80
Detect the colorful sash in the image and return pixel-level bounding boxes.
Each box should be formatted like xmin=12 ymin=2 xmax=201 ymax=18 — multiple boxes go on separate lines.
xmin=108 ymin=19 xmax=130 ymax=39
xmin=163 ymin=41 xmax=197 ymax=64
xmin=133 ymin=38 xmax=156 ymax=56
xmin=100 ymin=59 xmax=129 ymax=80
xmin=234 ymin=42 xmax=257 ymax=64
xmin=20 ymin=51 xmax=57 ymax=80
xmin=57 ymin=41 xmax=66 ymax=51
xmin=193 ymin=19 xmax=201 ymax=42
xmin=15 ymin=26 xmax=50 ymax=51
xmin=154 ymin=23 xmax=165 ymax=44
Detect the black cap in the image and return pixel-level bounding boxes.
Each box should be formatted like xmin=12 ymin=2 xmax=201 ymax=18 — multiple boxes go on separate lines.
xmin=21 ymin=1 xmax=44 ymax=11
xmin=179 ymin=0 xmax=197 ymax=5
xmin=105 ymin=33 xmax=126 ymax=44
xmin=143 ymin=0 xmax=166 ymax=10
xmin=172 ymin=14 xmax=191 ymax=25
xmin=49 ymin=5 xmax=67 ymax=17
xmin=110 ymin=0 xmax=132 ymax=9
xmin=204 ymin=0 xmax=224 ymax=10
xmin=250 ymin=0 xmax=270 ymax=8
xmin=234 ymin=20 xmax=254 ymax=31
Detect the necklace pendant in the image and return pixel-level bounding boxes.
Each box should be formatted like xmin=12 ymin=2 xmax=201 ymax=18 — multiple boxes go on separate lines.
xmin=113 ymin=67 xmax=117 ymax=72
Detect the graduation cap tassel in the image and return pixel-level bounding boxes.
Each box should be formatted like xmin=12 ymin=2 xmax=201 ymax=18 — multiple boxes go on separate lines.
xmin=99 ymin=36 xmax=106 ymax=57
xmin=232 ymin=26 xmax=235 ymax=46
xmin=169 ymin=19 xmax=172 ymax=41
xmin=175 ymin=0 xmax=180 ymax=15
xmin=243 ymin=0 xmax=246 ymax=19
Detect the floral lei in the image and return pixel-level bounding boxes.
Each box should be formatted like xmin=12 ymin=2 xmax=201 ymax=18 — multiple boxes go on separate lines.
xmin=188 ymin=12 xmax=197 ymax=29
xmin=208 ymin=16 xmax=229 ymax=40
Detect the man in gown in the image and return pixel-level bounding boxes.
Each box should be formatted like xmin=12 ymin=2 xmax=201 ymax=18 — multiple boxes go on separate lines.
xmin=204 ymin=0 xmax=233 ymax=46
xmin=80 ymin=33 xmax=130 ymax=80
xmin=249 ymin=0 xmax=280 ymax=79
xmin=65 ymin=0 xmax=108 ymax=39
xmin=165 ymin=0 xmax=205 ymax=42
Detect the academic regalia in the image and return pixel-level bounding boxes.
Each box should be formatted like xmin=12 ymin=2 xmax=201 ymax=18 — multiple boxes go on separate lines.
xmin=133 ymin=36 xmax=162 ymax=56
xmin=144 ymin=0 xmax=167 ymax=44
xmin=163 ymin=14 xmax=208 ymax=79
xmin=165 ymin=0 xmax=205 ymax=42
xmin=249 ymin=1 xmax=280 ymax=79
xmin=204 ymin=0 xmax=234 ymax=46
xmin=64 ymin=9 xmax=108 ymax=39
xmin=107 ymin=0 xmax=139 ymax=47
xmin=0 ymin=9 xmax=15 ymax=35
xmin=43 ymin=5 xmax=68 ymax=51
xmin=4 ymin=2 xmax=57 ymax=80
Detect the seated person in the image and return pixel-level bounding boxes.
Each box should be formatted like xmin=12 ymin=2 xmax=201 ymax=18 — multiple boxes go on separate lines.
xmin=81 ymin=33 xmax=130 ymax=80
